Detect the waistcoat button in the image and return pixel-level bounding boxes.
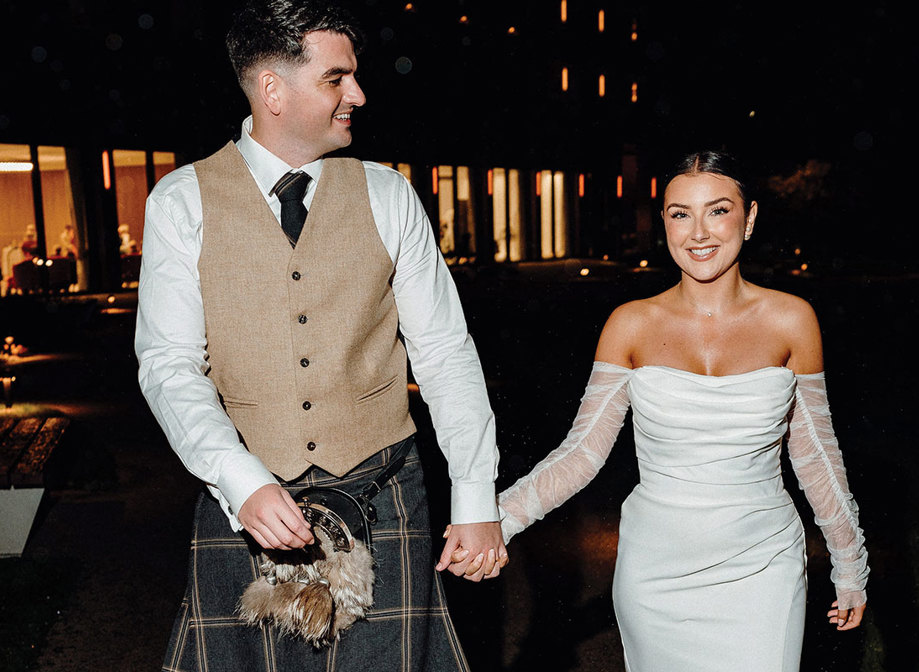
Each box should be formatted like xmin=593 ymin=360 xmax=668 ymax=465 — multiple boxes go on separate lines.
xmin=291 ymin=271 xmax=301 ymax=281
xmin=307 ymin=441 xmax=316 ymax=451
xmin=302 ymin=400 xmax=312 ymax=410
xmin=300 ymin=358 xmax=310 ymax=367
xmin=298 ymin=314 xmax=308 ymax=324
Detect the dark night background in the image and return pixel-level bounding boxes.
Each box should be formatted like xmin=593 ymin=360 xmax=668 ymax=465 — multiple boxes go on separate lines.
xmin=1 ymin=1 xmax=917 ymax=671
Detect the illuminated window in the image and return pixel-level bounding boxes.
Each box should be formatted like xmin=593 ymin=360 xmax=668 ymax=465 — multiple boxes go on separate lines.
xmin=539 ymin=170 xmax=568 ymax=259
xmin=38 ymin=147 xmax=78 ymax=262
xmin=598 ymin=74 xmax=606 ymax=97
xmin=631 ymin=20 xmax=638 ymax=41
xmin=112 ymin=150 xmax=147 ymax=266
xmin=455 ymin=165 xmax=475 ymax=260
xmin=0 ymin=144 xmax=86 ymax=294
xmin=0 ymin=144 xmax=37 ymax=295
xmin=650 ymin=177 xmax=657 ymax=199
xmin=561 ymin=0 xmax=567 ymax=23
xmin=561 ymin=67 xmax=569 ymax=92
xmin=598 ymin=10 xmax=605 ymax=32
xmin=631 ymin=82 xmax=638 ymax=102
xmin=492 ymin=168 xmax=523 ymax=262
xmin=578 ymin=173 xmax=586 ymax=197
xmin=617 ymin=175 xmax=623 ymax=198
xmin=153 ymin=151 xmax=176 ymax=183
xmin=553 ymin=172 xmax=567 ymax=258
xmin=396 ymin=163 xmax=412 ymax=182
xmin=436 ymin=165 xmax=476 ymax=262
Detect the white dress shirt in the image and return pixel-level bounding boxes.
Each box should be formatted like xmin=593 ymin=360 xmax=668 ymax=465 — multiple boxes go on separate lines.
xmin=135 ymin=116 xmax=499 ymax=530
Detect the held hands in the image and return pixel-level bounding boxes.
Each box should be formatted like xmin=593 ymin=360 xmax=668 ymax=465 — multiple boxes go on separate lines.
xmin=237 ymin=483 xmax=314 ymax=550
xmin=436 ymin=523 xmax=508 ymax=582
xmin=827 ymin=600 xmax=866 ymax=631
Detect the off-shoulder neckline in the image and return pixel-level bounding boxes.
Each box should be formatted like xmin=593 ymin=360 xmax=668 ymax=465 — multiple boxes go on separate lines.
xmin=592 ymin=362 xmax=821 ymax=379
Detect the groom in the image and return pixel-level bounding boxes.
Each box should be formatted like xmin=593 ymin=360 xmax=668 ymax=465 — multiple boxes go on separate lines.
xmin=136 ymin=1 xmax=506 ymax=669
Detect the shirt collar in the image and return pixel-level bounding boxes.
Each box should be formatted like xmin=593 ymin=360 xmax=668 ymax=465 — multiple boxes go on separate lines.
xmin=235 ymin=116 xmax=324 ymax=196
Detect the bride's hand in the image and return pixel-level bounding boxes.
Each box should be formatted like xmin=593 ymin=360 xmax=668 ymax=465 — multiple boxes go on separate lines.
xmin=441 ymin=524 xmax=508 ymax=579
xmin=827 ymin=600 xmax=866 ymax=630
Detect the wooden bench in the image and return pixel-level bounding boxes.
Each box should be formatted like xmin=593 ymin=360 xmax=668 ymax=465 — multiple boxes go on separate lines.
xmin=0 ymin=416 xmax=70 ymax=556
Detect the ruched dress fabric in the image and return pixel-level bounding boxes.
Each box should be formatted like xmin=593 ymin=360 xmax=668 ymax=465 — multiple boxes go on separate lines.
xmin=498 ymin=363 xmax=868 ymax=672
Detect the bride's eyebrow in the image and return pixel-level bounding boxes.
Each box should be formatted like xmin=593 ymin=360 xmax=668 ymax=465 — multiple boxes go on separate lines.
xmin=666 ymin=197 xmax=734 ymax=210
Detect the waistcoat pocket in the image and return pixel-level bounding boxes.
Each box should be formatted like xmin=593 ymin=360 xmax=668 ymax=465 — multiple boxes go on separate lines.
xmin=356 ymin=375 xmax=398 ymax=404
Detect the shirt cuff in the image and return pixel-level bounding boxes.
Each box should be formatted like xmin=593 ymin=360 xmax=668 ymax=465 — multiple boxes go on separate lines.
xmin=214 ymin=451 xmax=279 ymax=527
xmin=450 ymin=481 xmax=499 ymax=524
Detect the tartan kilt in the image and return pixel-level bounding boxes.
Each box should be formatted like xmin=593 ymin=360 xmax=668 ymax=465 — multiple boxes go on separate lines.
xmin=162 ymin=438 xmax=469 ymax=672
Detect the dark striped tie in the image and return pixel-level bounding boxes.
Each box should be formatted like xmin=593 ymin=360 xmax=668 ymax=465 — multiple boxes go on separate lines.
xmin=271 ymin=171 xmax=311 ymax=247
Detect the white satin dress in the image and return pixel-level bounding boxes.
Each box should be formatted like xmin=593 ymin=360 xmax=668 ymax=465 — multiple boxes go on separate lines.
xmin=614 ymin=366 xmax=805 ymax=671
xmin=499 ymin=363 xmax=868 ymax=672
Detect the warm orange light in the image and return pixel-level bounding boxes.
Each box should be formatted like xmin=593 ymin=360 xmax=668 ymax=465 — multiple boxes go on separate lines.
xmin=598 ymin=10 xmax=605 ymax=32
xmin=487 ymin=169 xmax=494 ymax=196
xmin=639 ymin=259 xmax=648 ymax=268
xmin=650 ymin=177 xmax=657 ymax=199
xmin=800 ymin=263 xmax=809 ymax=271
xmin=0 ymin=162 xmax=34 ymax=172
xmin=535 ymin=171 xmax=542 ymax=196
xmin=579 ymin=268 xmax=590 ymax=276
xmin=102 ymin=150 xmax=111 ymax=190
xmin=404 ymin=3 xmax=413 ymax=10
xmin=616 ymin=175 xmax=623 ymax=198
xmin=794 ymin=247 xmax=802 ymax=256
xmin=561 ymin=0 xmax=567 ymax=22
xmin=561 ymin=67 xmax=569 ymax=91
xmin=431 ymin=166 xmax=438 ymax=195
xmin=631 ymin=21 xmax=638 ymax=41
xmin=598 ymin=74 xmax=606 ymax=97
xmin=507 ymin=26 xmax=516 ymax=34
xmin=631 ymin=82 xmax=638 ymax=102
xmin=578 ymin=173 xmax=585 ymax=197
xmin=459 ymin=15 xmax=468 ymax=24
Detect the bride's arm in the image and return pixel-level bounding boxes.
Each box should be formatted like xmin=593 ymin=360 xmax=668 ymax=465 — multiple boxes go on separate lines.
xmin=498 ymin=362 xmax=633 ymax=543
xmin=788 ymin=373 xmax=869 ymax=612
xmin=783 ymin=295 xmax=868 ymax=626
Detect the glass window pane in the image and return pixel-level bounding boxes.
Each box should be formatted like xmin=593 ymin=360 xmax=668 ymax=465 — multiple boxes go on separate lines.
xmin=539 ymin=170 xmax=554 ymax=259
xmin=38 ymin=146 xmax=81 ymax=291
xmin=0 ymin=144 xmax=36 ymax=295
xmin=437 ymin=165 xmax=455 ymax=257
xmin=113 ymin=150 xmax=146 ymax=257
xmin=396 ymin=163 xmax=412 ymax=182
xmin=153 ymin=151 xmax=176 ymax=183
xmin=508 ymin=169 xmax=523 ymax=262
xmin=455 ymin=165 xmax=474 ymax=259
xmin=553 ymin=171 xmax=567 ymax=258
xmin=492 ymin=168 xmax=507 ymax=262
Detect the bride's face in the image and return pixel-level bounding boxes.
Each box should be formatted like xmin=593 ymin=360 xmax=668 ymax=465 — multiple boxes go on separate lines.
xmin=661 ymin=172 xmax=757 ymax=283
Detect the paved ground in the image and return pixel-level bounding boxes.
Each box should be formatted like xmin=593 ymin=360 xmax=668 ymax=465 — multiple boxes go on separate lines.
xmin=2 ymin=262 xmax=917 ymax=671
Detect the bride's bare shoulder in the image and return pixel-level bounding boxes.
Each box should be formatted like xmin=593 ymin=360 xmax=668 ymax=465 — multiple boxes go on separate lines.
xmin=749 ymin=285 xmax=823 ymax=372
xmin=595 ymin=291 xmax=673 ymax=365
xmin=752 ymin=285 xmax=819 ymax=331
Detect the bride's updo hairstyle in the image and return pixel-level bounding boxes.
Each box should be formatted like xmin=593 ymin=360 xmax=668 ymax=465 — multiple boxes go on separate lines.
xmin=665 ymin=151 xmax=753 ymax=214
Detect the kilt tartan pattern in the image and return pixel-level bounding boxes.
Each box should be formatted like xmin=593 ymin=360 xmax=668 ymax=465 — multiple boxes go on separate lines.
xmin=162 ymin=438 xmax=470 ymax=672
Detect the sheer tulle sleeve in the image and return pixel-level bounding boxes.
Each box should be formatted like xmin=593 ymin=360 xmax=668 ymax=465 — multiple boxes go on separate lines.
xmin=497 ymin=362 xmax=633 ymax=544
xmin=788 ymin=373 xmax=869 ymax=609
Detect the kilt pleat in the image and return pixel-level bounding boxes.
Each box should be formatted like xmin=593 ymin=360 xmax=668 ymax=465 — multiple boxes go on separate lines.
xmin=162 ymin=439 xmax=469 ymax=672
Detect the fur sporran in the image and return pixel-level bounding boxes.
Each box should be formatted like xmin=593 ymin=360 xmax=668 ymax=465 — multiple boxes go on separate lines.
xmin=238 ymin=487 xmax=376 ymax=647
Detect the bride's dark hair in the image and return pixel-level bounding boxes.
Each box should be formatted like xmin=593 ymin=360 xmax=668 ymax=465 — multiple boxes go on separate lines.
xmin=665 ymin=151 xmax=753 ymax=212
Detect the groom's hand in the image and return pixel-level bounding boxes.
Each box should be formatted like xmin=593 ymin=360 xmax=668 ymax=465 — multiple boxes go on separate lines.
xmin=436 ymin=522 xmax=508 ymax=582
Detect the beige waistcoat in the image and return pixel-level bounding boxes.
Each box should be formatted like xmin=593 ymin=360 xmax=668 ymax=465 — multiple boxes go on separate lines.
xmin=195 ymin=142 xmax=415 ymax=480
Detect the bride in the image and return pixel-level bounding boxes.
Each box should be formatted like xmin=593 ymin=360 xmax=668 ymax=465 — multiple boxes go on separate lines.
xmin=451 ymin=151 xmax=868 ymax=671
